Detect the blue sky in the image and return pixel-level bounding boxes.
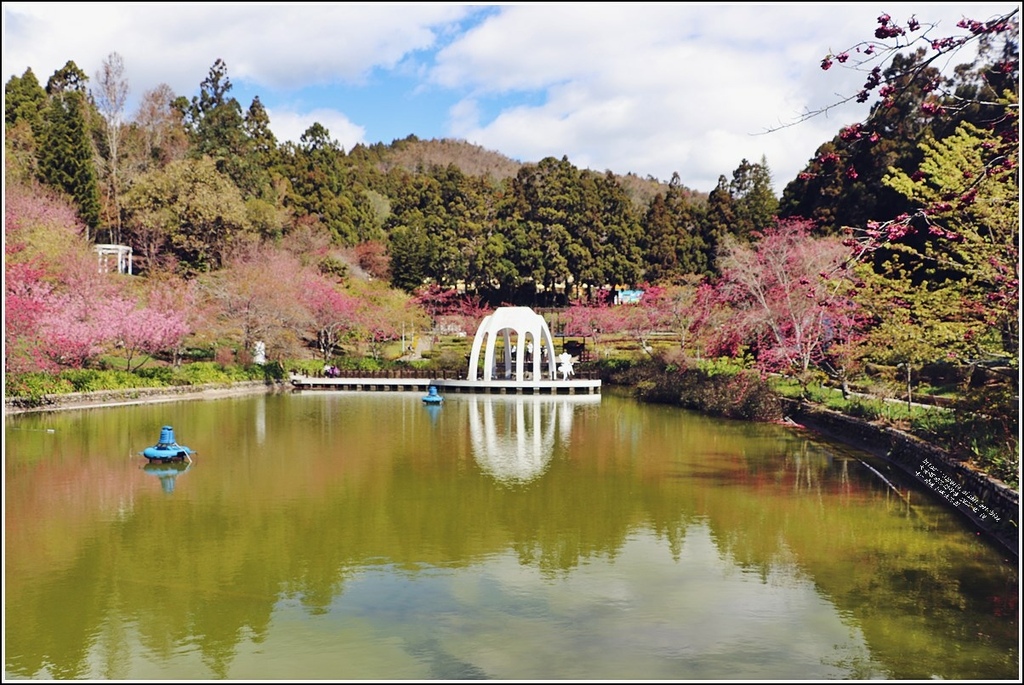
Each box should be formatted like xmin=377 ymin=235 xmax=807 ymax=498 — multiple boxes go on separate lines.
xmin=3 ymin=3 xmax=1015 ymax=194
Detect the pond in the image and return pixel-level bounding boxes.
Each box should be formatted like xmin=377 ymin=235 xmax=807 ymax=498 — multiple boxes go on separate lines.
xmin=4 ymin=389 xmax=1018 ymax=680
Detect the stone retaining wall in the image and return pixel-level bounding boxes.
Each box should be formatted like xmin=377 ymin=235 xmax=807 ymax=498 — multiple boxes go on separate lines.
xmin=782 ymin=399 xmax=1018 ymax=561
xmin=4 ymin=381 xmax=288 ymax=415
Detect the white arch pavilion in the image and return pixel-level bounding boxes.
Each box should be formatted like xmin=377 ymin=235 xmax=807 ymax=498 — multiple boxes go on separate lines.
xmin=291 ymin=304 xmax=600 ymax=395
xmin=467 ymin=306 xmax=558 ymax=382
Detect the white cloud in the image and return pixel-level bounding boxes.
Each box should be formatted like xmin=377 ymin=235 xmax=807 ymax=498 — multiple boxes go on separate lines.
xmin=433 ymin=3 xmax=1013 ymax=191
xmin=266 ymin=107 xmax=366 ymax=153
xmin=2 ymin=3 xmax=472 ymax=99
xmin=4 ymin=2 xmax=1014 ymax=195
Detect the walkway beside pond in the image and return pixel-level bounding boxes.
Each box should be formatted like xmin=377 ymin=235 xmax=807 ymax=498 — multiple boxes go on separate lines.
xmin=289 ymin=371 xmax=602 ymax=396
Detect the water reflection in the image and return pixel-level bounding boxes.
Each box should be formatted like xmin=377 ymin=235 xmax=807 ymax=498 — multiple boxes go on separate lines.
xmin=255 ymin=393 xmax=266 ymax=445
xmin=424 ymin=402 xmax=442 ymax=424
xmin=2 ymin=392 xmax=1017 ymax=681
xmin=141 ymin=461 xmax=190 ymax=493
xmin=468 ymin=395 xmax=600 ymax=485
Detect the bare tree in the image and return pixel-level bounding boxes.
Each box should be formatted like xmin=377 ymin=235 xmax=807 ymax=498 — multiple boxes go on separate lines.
xmin=132 ymin=83 xmax=189 ymax=169
xmin=94 ymin=52 xmax=129 ymax=244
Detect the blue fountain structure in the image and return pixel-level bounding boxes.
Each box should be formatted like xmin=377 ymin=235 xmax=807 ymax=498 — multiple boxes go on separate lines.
xmin=422 ymin=385 xmax=444 ymax=405
xmin=141 ymin=425 xmax=194 ymax=463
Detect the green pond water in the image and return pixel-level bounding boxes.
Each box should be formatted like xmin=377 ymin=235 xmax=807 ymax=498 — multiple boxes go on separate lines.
xmin=3 ymin=389 xmax=1018 ymax=680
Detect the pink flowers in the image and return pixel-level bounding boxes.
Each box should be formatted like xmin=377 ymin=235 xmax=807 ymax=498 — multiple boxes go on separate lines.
xmin=839 ymin=124 xmax=862 ymax=141
xmin=875 ymin=13 xmax=906 ymax=39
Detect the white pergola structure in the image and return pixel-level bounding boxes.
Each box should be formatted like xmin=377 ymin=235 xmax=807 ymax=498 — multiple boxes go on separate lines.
xmin=467 ymin=306 xmax=559 ymax=382
xmin=95 ymin=244 xmax=133 ymax=275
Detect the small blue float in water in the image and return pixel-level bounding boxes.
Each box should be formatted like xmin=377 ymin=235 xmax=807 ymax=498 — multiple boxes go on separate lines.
xmin=141 ymin=425 xmax=194 ymax=463
xmin=422 ymin=385 xmax=444 ymax=405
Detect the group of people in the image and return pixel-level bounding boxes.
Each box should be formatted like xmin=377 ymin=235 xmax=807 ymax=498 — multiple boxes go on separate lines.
xmin=510 ymin=341 xmax=545 ymax=362
xmin=493 ymin=342 xmax=574 ymax=381
xmin=322 ymin=364 xmax=341 ymax=378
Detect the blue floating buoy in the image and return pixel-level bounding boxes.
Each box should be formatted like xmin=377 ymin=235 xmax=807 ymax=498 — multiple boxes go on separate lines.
xmin=141 ymin=425 xmax=194 ymax=463
xmin=422 ymin=385 xmax=444 ymax=404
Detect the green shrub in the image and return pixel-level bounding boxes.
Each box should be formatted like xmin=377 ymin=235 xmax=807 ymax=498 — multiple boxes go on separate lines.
xmin=4 ymin=373 xmax=74 ymax=405
xmin=179 ymin=347 xmax=215 ymax=362
xmin=319 ymin=255 xmax=349 ymax=279
xmin=694 ymin=356 xmax=749 ymax=376
xmin=256 ymin=361 xmax=286 ymax=381
xmin=628 ymin=360 xmax=781 ymax=421
xmin=833 ymin=397 xmax=884 ymax=420
xmin=170 ymin=362 xmax=240 ymax=385
xmin=969 ymin=441 xmax=1019 ymax=489
xmin=134 ymin=367 xmax=177 ymax=385
xmin=60 ymin=369 xmax=151 ymax=392
xmin=430 ymin=349 xmax=469 ymax=374
xmin=290 ymin=359 xmax=328 ymax=376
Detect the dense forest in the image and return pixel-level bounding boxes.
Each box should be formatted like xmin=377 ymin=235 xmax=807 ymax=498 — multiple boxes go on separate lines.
xmin=4 ymin=9 xmax=1018 ymax=452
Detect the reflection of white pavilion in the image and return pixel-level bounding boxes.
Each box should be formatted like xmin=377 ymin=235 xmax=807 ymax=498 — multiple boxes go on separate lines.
xmin=468 ymin=395 xmax=600 ymax=484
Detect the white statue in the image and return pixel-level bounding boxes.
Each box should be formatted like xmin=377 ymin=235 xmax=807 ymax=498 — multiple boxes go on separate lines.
xmin=557 ymin=352 xmax=575 ymax=380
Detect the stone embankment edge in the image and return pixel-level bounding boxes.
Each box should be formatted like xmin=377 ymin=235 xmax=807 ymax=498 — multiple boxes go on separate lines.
xmin=4 ymin=380 xmax=290 ymax=416
xmin=781 ymin=398 xmax=1019 ymax=563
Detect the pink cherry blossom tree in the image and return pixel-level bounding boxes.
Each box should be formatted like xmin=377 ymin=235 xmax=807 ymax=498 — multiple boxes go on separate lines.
xmin=437 ymin=293 xmax=490 ymax=339
xmin=348 ymin=280 xmax=412 ymax=361
xmin=144 ymin=275 xmax=201 ymax=366
xmin=614 ymin=285 xmax=674 ymax=356
xmin=200 ymin=247 xmax=313 ymax=362
xmin=561 ymin=297 xmax=626 ymax=358
xmin=97 ymin=295 xmax=191 ymax=372
xmin=5 ymin=261 xmax=54 ymax=373
xmin=300 ymin=275 xmax=362 ymax=361
xmin=714 ymin=218 xmax=863 ymax=387
xmin=36 ymin=291 xmax=108 ymax=369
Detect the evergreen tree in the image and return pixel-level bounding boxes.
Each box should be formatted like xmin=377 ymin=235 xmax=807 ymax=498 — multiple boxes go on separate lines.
xmin=730 ymin=156 xmax=778 ymax=237
xmin=5 ymin=67 xmax=47 ymax=130
xmin=174 ymin=59 xmax=267 ymax=200
xmin=37 ymin=61 xmax=101 ymax=236
xmin=641 ymin=192 xmax=676 ymax=283
xmin=425 ymin=164 xmax=489 ymax=289
xmin=4 ymin=68 xmax=47 ymax=183
xmin=701 ymin=175 xmax=738 ymax=275
xmin=238 ymin=95 xmax=280 ymax=201
xmin=280 ymin=123 xmax=360 ymax=244
xmin=641 ymin=173 xmax=709 ymax=283
xmin=580 ymin=170 xmax=644 ymax=293
xmin=499 ymin=156 xmax=579 ymax=302
xmin=387 ymin=223 xmax=433 ymax=293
